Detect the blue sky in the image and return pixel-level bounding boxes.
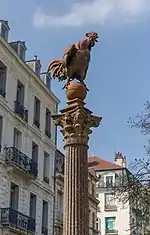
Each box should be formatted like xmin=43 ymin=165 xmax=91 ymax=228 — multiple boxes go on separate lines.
xmin=1 ymin=0 xmax=150 ymax=164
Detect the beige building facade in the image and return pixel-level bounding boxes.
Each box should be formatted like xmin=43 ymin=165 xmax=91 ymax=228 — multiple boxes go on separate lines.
xmin=0 ymin=20 xmax=59 ymax=235
xmin=88 ymin=153 xmax=144 ymax=235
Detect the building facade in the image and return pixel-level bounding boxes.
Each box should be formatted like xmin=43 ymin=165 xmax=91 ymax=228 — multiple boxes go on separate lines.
xmin=88 ymin=153 xmax=144 ymax=235
xmin=54 ymin=150 xmax=100 ymax=235
xmin=0 ymin=20 xmax=59 ymax=235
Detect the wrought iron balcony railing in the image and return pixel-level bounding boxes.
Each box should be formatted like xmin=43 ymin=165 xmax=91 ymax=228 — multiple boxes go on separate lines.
xmin=0 ymin=207 xmax=35 ymax=233
xmin=0 ymin=88 xmax=6 ymax=98
xmin=4 ymin=147 xmax=38 ymax=177
xmin=14 ymin=101 xmax=28 ymax=122
xmin=42 ymin=226 xmax=48 ymax=235
xmin=96 ymin=181 xmax=121 ymax=189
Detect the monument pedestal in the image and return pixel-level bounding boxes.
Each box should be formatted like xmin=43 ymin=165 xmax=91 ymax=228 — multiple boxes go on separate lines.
xmin=52 ymin=83 xmax=102 ymax=235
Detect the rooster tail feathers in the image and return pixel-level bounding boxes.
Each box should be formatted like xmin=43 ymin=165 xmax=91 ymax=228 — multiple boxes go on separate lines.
xmin=47 ymin=59 xmax=62 ymax=72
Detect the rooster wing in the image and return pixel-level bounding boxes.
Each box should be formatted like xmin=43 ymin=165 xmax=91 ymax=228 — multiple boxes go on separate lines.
xmin=62 ymin=44 xmax=78 ymax=68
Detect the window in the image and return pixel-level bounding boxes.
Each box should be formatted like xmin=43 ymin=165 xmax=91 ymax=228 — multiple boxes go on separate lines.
xmin=0 ymin=61 xmax=7 ymax=98
xmin=29 ymin=193 xmax=36 ymax=219
xmin=16 ymin=80 xmax=25 ymax=105
xmin=105 ymin=217 xmax=116 ymax=233
xmin=0 ymin=116 xmax=3 ymax=152
xmin=33 ymin=97 xmax=40 ymax=128
xmin=10 ymin=182 xmax=19 ymax=210
xmin=105 ymin=194 xmax=116 ymax=211
xmin=13 ymin=128 xmax=22 ymax=150
xmin=45 ymin=108 xmax=51 ymax=138
xmin=106 ymin=176 xmax=113 ymax=187
xmin=43 ymin=151 xmax=50 ymax=184
xmin=32 ymin=142 xmax=38 ymax=163
xmin=14 ymin=80 xmax=28 ymax=122
xmin=98 ymin=175 xmax=104 ymax=187
xmin=42 ymin=200 xmax=48 ymax=234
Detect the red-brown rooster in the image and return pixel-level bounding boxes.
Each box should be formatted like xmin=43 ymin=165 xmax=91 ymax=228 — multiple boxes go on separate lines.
xmin=47 ymin=32 xmax=98 ymax=89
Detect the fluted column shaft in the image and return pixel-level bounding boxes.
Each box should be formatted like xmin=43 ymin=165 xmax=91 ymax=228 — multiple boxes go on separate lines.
xmin=52 ymin=98 xmax=101 ymax=235
xmin=63 ymin=143 xmax=89 ymax=235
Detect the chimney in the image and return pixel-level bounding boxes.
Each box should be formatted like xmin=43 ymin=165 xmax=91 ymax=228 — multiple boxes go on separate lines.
xmin=0 ymin=20 xmax=10 ymax=41
xmin=26 ymin=55 xmax=41 ymax=77
xmin=115 ymin=152 xmax=126 ymax=168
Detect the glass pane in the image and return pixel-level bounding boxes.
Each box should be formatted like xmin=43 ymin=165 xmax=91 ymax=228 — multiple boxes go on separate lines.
xmin=105 ymin=217 xmax=115 ymax=231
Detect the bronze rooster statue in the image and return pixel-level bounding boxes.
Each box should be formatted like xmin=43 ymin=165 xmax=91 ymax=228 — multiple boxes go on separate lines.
xmin=47 ymin=32 xmax=98 ymax=89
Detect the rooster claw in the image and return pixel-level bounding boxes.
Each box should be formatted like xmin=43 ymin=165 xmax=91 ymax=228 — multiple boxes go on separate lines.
xmin=62 ymin=83 xmax=70 ymax=90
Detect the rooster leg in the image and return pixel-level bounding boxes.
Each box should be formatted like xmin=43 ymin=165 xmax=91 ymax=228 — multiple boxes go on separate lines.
xmin=62 ymin=76 xmax=70 ymax=90
xmin=79 ymin=78 xmax=89 ymax=91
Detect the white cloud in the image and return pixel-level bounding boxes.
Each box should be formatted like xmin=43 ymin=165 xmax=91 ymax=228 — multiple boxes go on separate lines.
xmin=33 ymin=0 xmax=150 ymax=28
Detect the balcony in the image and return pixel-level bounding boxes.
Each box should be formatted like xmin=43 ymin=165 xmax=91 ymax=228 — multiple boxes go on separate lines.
xmin=96 ymin=182 xmax=120 ymax=189
xmin=0 ymin=207 xmax=35 ymax=233
xmin=106 ymin=230 xmax=118 ymax=235
xmin=0 ymin=88 xmax=6 ymax=98
xmin=4 ymin=147 xmax=38 ymax=178
xmin=105 ymin=205 xmax=117 ymax=211
xmin=42 ymin=226 xmax=48 ymax=235
xmin=14 ymin=101 xmax=28 ymax=123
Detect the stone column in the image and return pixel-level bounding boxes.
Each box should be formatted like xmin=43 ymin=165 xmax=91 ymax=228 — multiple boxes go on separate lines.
xmin=52 ymin=82 xmax=102 ymax=235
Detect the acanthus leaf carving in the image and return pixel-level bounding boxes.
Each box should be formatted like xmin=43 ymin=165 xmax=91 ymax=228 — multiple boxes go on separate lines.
xmin=52 ymin=106 xmax=102 ymax=145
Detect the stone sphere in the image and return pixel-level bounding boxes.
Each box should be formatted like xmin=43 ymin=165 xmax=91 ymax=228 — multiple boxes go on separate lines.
xmin=66 ymin=82 xmax=87 ymax=101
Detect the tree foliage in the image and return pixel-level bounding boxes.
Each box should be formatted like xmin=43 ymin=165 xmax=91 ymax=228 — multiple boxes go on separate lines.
xmin=116 ymin=102 xmax=150 ymax=234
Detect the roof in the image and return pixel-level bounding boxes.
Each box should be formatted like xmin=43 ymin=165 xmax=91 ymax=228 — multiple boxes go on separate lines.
xmin=88 ymin=156 xmax=123 ymax=171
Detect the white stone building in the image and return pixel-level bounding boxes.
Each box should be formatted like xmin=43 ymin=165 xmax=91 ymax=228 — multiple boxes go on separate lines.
xmin=0 ymin=20 xmax=59 ymax=235
xmin=88 ymin=153 xmax=144 ymax=235
xmin=54 ymin=150 xmax=100 ymax=235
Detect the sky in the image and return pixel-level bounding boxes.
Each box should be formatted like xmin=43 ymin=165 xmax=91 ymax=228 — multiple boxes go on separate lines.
xmin=1 ymin=0 xmax=150 ymax=164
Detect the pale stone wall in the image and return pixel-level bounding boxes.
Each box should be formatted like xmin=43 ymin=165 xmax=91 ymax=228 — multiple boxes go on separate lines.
xmin=96 ymin=169 xmax=131 ymax=235
xmin=0 ymin=34 xmax=59 ymax=235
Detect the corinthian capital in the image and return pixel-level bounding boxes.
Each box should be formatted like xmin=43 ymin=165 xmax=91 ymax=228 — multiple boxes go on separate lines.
xmin=52 ymin=105 xmax=102 ymax=146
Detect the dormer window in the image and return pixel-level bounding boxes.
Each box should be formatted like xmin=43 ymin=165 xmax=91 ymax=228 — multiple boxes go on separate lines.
xmin=1 ymin=25 xmax=6 ymax=38
xmin=9 ymin=41 xmax=27 ymax=61
xmin=0 ymin=20 xmax=10 ymax=40
xmin=35 ymin=63 xmax=40 ymax=77
xmin=19 ymin=45 xmax=25 ymax=61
